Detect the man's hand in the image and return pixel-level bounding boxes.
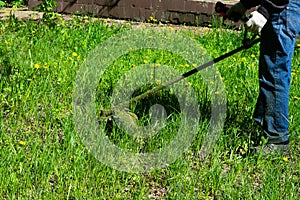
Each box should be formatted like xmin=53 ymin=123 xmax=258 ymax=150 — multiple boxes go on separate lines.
xmin=245 ymin=11 xmax=267 ymax=34
xmin=226 ymin=2 xmax=247 ymax=22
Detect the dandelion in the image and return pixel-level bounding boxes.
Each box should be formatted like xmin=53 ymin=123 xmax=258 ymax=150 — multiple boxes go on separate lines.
xmin=184 ymin=63 xmax=189 ymax=68
xmin=156 ymin=79 xmax=161 ymax=84
xmin=293 ymin=96 xmax=300 ymax=101
xmin=42 ymin=65 xmax=48 ymax=69
xmin=241 ymin=57 xmax=247 ymax=62
xmin=251 ymin=54 xmax=256 ymax=58
xmin=34 ymin=64 xmax=40 ymax=69
xmin=297 ymin=43 xmax=300 ymax=47
xmin=143 ymin=60 xmax=148 ymax=64
xmin=19 ymin=141 xmax=26 ymax=146
xmin=251 ymin=63 xmax=255 ymax=67
xmin=168 ymin=26 xmax=175 ymax=31
xmin=192 ymin=63 xmax=197 ymax=67
xmin=149 ymin=16 xmax=158 ymax=23
xmin=72 ymin=52 xmax=78 ymax=57
xmin=283 ymin=157 xmax=289 ymax=162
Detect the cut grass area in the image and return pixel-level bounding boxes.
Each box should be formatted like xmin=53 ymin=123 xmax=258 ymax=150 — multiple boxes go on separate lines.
xmin=0 ymin=15 xmax=299 ymax=199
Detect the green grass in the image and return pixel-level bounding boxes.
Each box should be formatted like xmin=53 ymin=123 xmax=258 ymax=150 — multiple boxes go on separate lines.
xmin=0 ymin=15 xmax=299 ymax=199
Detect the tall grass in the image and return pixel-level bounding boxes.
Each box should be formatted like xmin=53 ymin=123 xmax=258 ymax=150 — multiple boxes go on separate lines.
xmin=0 ymin=15 xmax=299 ymax=199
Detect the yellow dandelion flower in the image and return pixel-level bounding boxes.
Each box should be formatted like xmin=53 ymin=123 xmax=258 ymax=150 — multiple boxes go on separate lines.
xmin=192 ymin=63 xmax=197 ymax=67
xmin=34 ymin=64 xmax=40 ymax=69
xmin=293 ymin=96 xmax=300 ymax=101
xmin=19 ymin=141 xmax=26 ymax=146
xmin=143 ymin=60 xmax=148 ymax=64
xmin=251 ymin=63 xmax=255 ymax=67
xmin=241 ymin=57 xmax=247 ymax=62
xmin=203 ymin=27 xmax=210 ymax=31
xmin=42 ymin=65 xmax=48 ymax=69
xmin=168 ymin=26 xmax=175 ymax=31
xmin=149 ymin=16 xmax=158 ymax=22
xmin=72 ymin=52 xmax=78 ymax=57
xmin=184 ymin=63 xmax=190 ymax=68
xmin=283 ymin=157 xmax=289 ymax=162
xmin=156 ymin=79 xmax=161 ymax=84
xmin=251 ymin=54 xmax=256 ymax=58
xmin=296 ymin=43 xmax=300 ymax=47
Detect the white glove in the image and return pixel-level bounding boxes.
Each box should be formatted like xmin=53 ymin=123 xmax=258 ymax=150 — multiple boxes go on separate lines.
xmin=245 ymin=11 xmax=267 ymax=35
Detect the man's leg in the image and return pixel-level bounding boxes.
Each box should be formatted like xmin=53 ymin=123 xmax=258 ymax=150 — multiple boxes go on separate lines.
xmin=253 ymin=0 xmax=300 ymax=150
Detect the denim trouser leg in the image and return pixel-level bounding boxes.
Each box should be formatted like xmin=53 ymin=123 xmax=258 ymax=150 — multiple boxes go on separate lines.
xmin=253 ymin=0 xmax=300 ymax=144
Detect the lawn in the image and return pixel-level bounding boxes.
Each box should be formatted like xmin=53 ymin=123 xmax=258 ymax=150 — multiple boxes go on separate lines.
xmin=0 ymin=14 xmax=299 ymax=199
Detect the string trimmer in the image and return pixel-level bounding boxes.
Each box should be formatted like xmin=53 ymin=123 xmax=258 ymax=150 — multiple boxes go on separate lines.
xmin=99 ymin=31 xmax=260 ymax=118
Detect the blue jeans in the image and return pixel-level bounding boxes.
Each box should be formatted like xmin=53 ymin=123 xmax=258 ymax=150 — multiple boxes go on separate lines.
xmin=253 ymin=0 xmax=300 ymax=144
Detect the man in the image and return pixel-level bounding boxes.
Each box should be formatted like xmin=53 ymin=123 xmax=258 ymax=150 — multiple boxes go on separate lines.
xmin=226 ymin=0 xmax=300 ymax=155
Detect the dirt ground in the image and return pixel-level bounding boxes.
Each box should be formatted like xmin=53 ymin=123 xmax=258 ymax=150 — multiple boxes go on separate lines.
xmin=0 ymin=7 xmax=44 ymax=20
